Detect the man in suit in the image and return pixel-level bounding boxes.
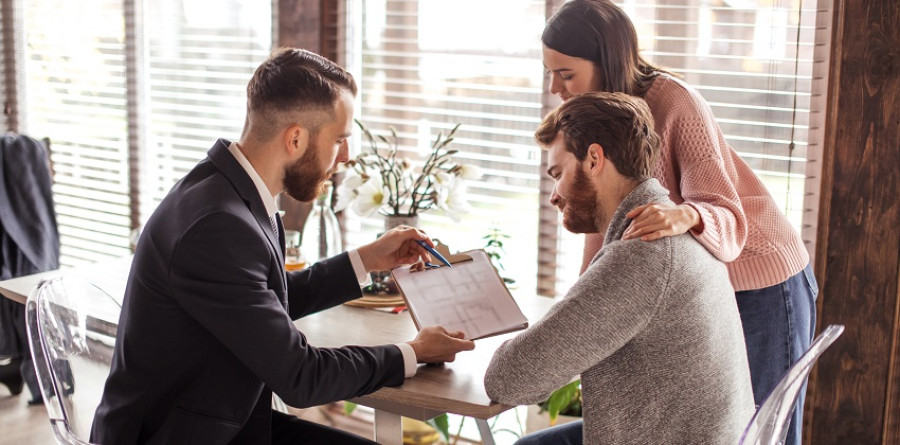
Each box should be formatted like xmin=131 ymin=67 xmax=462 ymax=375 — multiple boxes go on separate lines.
xmin=91 ymin=48 xmax=475 ymax=445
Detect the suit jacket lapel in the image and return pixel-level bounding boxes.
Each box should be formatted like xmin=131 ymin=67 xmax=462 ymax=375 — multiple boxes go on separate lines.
xmin=275 ymin=214 xmax=288 ymax=312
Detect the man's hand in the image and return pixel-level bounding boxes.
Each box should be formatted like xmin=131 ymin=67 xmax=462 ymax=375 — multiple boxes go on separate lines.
xmin=357 ymin=226 xmax=435 ymax=272
xmin=622 ymin=202 xmax=702 ymax=241
xmin=407 ymin=326 xmax=475 ymax=363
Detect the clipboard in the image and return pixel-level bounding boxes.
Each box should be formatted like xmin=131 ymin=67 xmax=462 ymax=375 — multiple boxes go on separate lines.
xmin=390 ymin=243 xmax=529 ymax=340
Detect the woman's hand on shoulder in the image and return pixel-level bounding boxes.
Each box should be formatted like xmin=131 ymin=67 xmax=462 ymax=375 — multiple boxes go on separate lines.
xmin=623 ymin=203 xmax=702 ymax=241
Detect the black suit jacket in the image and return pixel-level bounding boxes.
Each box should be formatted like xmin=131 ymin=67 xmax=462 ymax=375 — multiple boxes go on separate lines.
xmin=0 ymin=133 xmax=59 ymax=398
xmin=91 ymin=139 xmax=404 ymax=445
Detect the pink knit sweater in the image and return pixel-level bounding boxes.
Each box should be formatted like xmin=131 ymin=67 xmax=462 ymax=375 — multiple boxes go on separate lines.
xmin=582 ymin=74 xmax=809 ymax=291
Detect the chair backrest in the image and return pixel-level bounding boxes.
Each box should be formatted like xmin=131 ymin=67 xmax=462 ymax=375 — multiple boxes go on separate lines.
xmin=25 ymin=276 xmax=121 ymax=445
xmin=739 ymin=324 xmax=845 ymax=445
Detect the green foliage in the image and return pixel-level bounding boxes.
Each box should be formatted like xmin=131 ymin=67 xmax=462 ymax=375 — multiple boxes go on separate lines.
xmin=343 ymin=403 xmax=451 ymax=442
xmin=426 ymin=413 xmax=451 ymax=442
xmin=538 ymin=380 xmax=582 ymax=423
xmin=483 ymin=225 xmax=515 ymax=284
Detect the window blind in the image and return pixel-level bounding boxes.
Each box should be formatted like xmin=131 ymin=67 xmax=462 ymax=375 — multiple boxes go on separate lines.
xmin=346 ymin=0 xmax=828 ymax=296
xmin=143 ymin=0 xmax=272 ymax=216
xmin=344 ymin=0 xmax=547 ymax=293
xmin=554 ymin=0 xmax=831 ymax=293
xmin=15 ymin=0 xmax=273 ymax=267
xmin=22 ymin=0 xmax=131 ymax=267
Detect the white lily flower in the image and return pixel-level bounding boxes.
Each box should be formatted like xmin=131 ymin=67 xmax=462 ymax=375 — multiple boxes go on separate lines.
xmin=435 ymin=171 xmax=454 ymax=186
xmin=352 ymin=176 xmax=385 ymax=217
xmin=457 ymin=164 xmax=483 ymax=180
xmin=333 ymin=191 xmax=354 ymax=213
xmin=341 ymin=173 xmax=366 ymax=190
xmin=346 ymin=122 xmax=473 ymax=221
xmin=438 ymin=180 xmax=471 ymax=222
xmin=333 ymin=173 xmax=366 ymax=212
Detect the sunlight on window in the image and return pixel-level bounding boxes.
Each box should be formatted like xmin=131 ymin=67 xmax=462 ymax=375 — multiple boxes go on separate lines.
xmin=23 ymin=0 xmax=130 ymax=266
xmin=347 ymin=0 xmax=547 ymax=293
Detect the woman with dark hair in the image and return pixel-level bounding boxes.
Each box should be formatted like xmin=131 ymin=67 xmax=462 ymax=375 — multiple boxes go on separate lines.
xmin=522 ymin=1 xmax=818 ymax=444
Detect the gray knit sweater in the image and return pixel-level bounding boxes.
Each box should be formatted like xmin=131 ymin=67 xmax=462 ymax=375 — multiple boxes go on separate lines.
xmin=484 ymin=179 xmax=755 ymax=444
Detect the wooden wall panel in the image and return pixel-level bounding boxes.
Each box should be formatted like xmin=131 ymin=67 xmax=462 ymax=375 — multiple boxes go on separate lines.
xmin=275 ymin=0 xmax=342 ymax=232
xmin=275 ymin=0 xmax=321 ymax=230
xmin=277 ymin=0 xmax=321 ymax=51
xmin=807 ymin=0 xmax=900 ymax=443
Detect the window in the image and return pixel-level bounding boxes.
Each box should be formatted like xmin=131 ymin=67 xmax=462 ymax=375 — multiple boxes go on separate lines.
xmin=14 ymin=0 xmax=272 ymax=267
xmin=22 ymin=0 xmax=131 ymax=267
xmin=557 ymin=0 xmax=830 ymax=291
xmin=144 ymin=0 xmax=272 ymax=216
xmin=346 ymin=0 xmax=830 ymax=296
xmin=7 ymin=0 xmax=828 ymax=293
xmin=344 ymin=0 xmax=548 ymax=293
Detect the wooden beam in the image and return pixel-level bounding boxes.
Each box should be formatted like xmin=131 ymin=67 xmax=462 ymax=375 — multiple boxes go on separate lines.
xmin=807 ymin=0 xmax=900 ymax=443
xmin=274 ymin=0 xmax=342 ymax=233
xmin=277 ymin=0 xmax=322 ymax=51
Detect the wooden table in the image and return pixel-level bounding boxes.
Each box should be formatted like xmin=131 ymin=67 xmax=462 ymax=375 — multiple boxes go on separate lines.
xmin=294 ymin=294 xmax=554 ymax=444
xmin=0 ymin=257 xmax=131 ymax=305
xmin=0 ymin=257 xmax=554 ymax=445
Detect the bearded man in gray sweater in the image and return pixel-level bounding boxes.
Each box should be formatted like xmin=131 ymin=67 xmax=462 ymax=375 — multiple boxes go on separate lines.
xmin=484 ymin=92 xmax=755 ymax=444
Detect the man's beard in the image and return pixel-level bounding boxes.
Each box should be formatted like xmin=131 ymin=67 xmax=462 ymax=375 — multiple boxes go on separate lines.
xmin=561 ymin=168 xmax=602 ymax=234
xmin=283 ymin=141 xmax=335 ymax=202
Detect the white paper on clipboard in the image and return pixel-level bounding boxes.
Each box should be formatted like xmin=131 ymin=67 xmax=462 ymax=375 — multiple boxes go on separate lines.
xmin=391 ymin=249 xmax=528 ymax=340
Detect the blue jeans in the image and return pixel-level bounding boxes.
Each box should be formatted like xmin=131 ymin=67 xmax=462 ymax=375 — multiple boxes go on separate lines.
xmin=515 ymin=420 xmax=582 ymax=445
xmin=736 ymin=263 xmax=818 ymax=445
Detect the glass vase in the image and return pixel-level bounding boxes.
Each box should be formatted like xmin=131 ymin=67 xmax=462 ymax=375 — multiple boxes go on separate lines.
xmin=301 ymin=180 xmax=343 ymax=262
xmin=383 ymin=214 xmax=419 ymax=232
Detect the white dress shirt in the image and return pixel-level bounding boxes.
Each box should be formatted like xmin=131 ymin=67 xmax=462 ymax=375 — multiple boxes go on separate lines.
xmin=226 ymin=142 xmax=417 ymax=377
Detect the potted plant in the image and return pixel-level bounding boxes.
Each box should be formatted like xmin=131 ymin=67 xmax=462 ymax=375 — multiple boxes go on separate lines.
xmin=334 ymin=120 xmax=482 ymax=229
xmin=526 ymin=380 xmax=582 ymax=433
xmin=483 ymin=225 xmax=515 ymax=286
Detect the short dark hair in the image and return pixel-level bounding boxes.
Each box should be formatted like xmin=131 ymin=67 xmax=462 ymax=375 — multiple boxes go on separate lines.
xmin=542 ymin=0 xmax=667 ymax=96
xmin=535 ymin=92 xmax=659 ymax=180
xmin=245 ymin=48 xmax=357 ymax=139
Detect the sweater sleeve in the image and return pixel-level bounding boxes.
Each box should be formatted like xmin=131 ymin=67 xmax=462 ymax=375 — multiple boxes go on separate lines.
xmin=484 ymin=239 xmax=669 ymax=406
xmin=660 ymin=85 xmax=748 ymax=262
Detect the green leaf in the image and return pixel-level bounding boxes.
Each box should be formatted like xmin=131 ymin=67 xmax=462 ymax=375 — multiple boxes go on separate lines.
xmin=343 ymin=401 xmax=357 ymax=415
xmin=546 ymin=380 xmax=580 ymax=424
xmin=426 ymin=413 xmax=451 ymax=442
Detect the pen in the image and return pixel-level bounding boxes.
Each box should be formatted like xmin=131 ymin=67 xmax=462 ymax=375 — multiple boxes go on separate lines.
xmin=416 ymin=240 xmax=452 ymax=268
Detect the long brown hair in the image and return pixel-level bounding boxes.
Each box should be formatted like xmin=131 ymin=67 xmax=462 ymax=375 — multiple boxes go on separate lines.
xmin=542 ymin=0 xmax=670 ymax=96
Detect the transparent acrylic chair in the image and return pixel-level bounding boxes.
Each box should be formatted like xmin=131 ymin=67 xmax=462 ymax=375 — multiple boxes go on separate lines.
xmin=739 ymin=324 xmax=845 ymax=445
xmin=25 ymin=276 xmax=121 ymax=445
